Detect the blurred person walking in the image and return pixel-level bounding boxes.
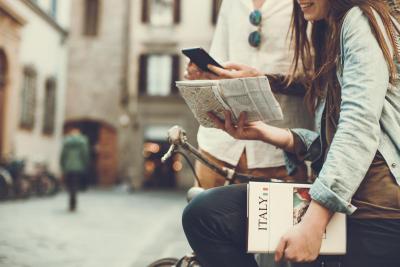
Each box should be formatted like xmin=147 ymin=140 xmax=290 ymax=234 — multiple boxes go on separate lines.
xmin=60 ymin=128 xmax=90 ymax=212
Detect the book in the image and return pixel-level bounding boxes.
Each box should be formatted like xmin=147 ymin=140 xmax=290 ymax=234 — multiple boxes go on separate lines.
xmin=176 ymin=77 xmax=283 ymax=128
xmin=247 ymin=181 xmax=346 ymax=254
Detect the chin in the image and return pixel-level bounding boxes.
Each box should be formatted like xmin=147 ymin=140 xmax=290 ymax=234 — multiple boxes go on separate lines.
xmin=303 ymin=14 xmax=314 ymax=21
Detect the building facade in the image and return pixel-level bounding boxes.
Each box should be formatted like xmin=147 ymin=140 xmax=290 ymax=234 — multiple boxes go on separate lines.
xmin=66 ymin=0 xmax=221 ymax=189
xmin=0 ymin=0 xmax=70 ymax=175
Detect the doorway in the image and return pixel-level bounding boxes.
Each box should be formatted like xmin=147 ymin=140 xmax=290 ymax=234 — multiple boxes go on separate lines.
xmin=64 ymin=120 xmax=118 ymax=187
xmin=142 ymin=125 xmax=178 ymax=188
xmin=0 ymin=50 xmax=8 ymax=155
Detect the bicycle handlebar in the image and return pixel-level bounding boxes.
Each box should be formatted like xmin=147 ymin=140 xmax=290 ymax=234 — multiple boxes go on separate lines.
xmin=162 ymin=126 xmax=272 ymax=185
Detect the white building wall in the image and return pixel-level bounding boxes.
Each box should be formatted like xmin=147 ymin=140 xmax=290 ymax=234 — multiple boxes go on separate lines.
xmin=128 ymin=0 xmax=217 ymax=189
xmin=3 ymin=0 xmax=69 ymax=174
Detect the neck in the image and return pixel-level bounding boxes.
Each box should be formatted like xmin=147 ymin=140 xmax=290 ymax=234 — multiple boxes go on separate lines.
xmin=252 ymin=0 xmax=266 ymax=10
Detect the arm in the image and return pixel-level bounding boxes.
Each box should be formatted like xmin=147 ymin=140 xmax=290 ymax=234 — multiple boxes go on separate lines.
xmin=208 ymin=111 xmax=296 ymax=152
xmin=266 ymin=74 xmax=307 ymax=97
xmin=207 ymin=64 xmax=308 ymax=97
xmin=310 ymin=7 xmax=390 ymax=215
xmin=59 ymin=141 xmax=65 ymax=171
xmin=81 ymin=138 xmax=90 ymax=170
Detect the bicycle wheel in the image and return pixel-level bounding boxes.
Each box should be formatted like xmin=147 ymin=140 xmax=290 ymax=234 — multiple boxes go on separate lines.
xmin=0 ymin=168 xmax=12 ymax=200
xmin=147 ymin=257 xmax=179 ymax=267
xmin=14 ymin=175 xmax=32 ymax=199
xmin=46 ymin=173 xmax=60 ymax=195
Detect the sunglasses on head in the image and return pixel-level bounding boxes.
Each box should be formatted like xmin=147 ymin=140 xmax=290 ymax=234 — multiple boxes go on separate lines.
xmin=248 ymin=10 xmax=262 ymax=48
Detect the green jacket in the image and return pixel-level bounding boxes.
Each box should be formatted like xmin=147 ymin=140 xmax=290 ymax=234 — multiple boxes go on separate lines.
xmin=60 ymin=134 xmax=90 ymax=173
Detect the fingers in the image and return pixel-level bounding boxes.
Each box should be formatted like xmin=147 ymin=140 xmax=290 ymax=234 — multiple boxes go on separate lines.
xmin=274 ymin=236 xmax=288 ymax=262
xmin=207 ymin=112 xmax=224 ymax=129
xmin=207 ymin=111 xmax=236 ymax=134
xmin=207 ymin=65 xmax=235 ymax=78
xmin=224 ymin=111 xmax=236 ymax=134
xmin=185 ymin=62 xmax=210 ymax=80
xmin=237 ymin=112 xmax=247 ymax=132
xmin=222 ymin=62 xmax=247 ymax=70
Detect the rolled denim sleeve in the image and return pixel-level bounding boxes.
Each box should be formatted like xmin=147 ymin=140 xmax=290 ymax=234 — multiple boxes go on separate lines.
xmin=284 ymin=128 xmax=321 ymax=175
xmin=310 ymin=8 xmax=390 ymax=214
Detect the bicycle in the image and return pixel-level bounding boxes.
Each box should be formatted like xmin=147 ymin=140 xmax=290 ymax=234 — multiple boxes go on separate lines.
xmin=147 ymin=126 xmax=342 ymax=267
xmin=147 ymin=126 xmax=271 ymax=267
xmin=0 ymin=157 xmax=32 ymax=199
xmin=30 ymin=161 xmax=60 ymax=197
xmin=0 ymin=166 xmax=13 ymax=200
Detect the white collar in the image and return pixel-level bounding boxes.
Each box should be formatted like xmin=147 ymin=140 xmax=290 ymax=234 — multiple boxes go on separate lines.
xmin=239 ymin=0 xmax=269 ymax=12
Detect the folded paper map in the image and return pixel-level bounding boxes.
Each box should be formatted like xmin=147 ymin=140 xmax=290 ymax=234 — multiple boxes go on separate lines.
xmin=176 ymin=77 xmax=283 ymax=128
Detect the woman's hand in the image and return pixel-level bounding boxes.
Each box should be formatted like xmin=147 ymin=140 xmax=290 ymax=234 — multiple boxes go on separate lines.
xmin=274 ymin=201 xmax=333 ymax=263
xmin=185 ymin=61 xmax=263 ymax=80
xmin=208 ymin=111 xmax=268 ymax=141
xmin=208 ymin=111 xmax=296 ymax=152
xmin=207 ymin=62 xmax=264 ymax=79
xmin=184 ymin=62 xmax=219 ymax=80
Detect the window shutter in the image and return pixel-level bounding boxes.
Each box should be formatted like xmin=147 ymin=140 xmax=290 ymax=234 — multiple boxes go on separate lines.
xmin=0 ymin=51 xmax=6 ymax=91
xmin=142 ymin=0 xmax=149 ymax=23
xmin=43 ymin=78 xmax=56 ymax=135
xmin=20 ymin=66 xmax=37 ymax=130
xmin=83 ymin=0 xmax=100 ymax=36
xmin=173 ymin=0 xmax=181 ymax=24
xmin=139 ymin=54 xmax=148 ymax=95
xmin=171 ymin=54 xmax=180 ymax=94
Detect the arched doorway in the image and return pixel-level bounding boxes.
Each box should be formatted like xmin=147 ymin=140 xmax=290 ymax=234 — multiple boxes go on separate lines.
xmin=0 ymin=50 xmax=8 ymax=154
xmin=64 ymin=120 xmax=118 ymax=187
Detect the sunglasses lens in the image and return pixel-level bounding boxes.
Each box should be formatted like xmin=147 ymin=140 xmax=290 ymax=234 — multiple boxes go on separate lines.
xmin=248 ymin=31 xmax=261 ymax=47
xmin=249 ymin=10 xmax=262 ymax=26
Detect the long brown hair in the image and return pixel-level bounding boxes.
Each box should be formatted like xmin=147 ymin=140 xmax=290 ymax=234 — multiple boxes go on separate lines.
xmin=290 ymin=0 xmax=400 ymax=118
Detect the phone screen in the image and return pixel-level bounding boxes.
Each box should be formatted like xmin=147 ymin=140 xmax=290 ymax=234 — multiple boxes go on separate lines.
xmin=182 ymin=48 xmax=224 ymax=73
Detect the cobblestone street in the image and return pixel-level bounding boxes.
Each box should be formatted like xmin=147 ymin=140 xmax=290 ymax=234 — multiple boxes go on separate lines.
xmin=0 ymin=189 xmax=191 ymax=267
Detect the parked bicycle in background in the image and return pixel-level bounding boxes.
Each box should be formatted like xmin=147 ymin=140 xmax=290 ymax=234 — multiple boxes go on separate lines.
xmin=0 ymin=155 xmax=60 ymax=200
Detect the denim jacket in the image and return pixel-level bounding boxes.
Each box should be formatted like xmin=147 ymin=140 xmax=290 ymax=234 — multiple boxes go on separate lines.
xmin=285 ymin=7 xmax=400 ymax=215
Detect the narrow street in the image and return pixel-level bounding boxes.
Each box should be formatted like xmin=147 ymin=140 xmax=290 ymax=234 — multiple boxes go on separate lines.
xmin=0 ymin=189 xmax=191 ymax=267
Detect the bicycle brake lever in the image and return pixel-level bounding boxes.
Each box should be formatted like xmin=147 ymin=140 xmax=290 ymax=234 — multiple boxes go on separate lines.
xmin=161 ymin=126 xmax=188 ymax=162
xmin=161 ymin=144 xmax=176 ymax=163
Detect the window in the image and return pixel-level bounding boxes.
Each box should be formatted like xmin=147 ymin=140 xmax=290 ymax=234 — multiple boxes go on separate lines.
xmin=212 ymin=0 xmax=223 ymax=25
xmin=83 ymin=0 xmax=100 ymax=36
xmin=50 ymin=0 xmax=57 ymax=18
xmin=0 ymin=50 xmax=6 ymax=91
xmin=0 ymin=50 xmax=7 ymax=153
xmin=138 ymin=54 xmax=180 ymax=96
xmin=42 ymin=78 xmax=56 ymax=135
xmin=142 ymin=0 xmax=181 ymax=25
xmin=20 ymin=67 xmax=37 ymax=130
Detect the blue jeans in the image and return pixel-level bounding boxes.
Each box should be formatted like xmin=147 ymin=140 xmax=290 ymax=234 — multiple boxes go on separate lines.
xmin=182 ymin=184 xmax=400 ymax=267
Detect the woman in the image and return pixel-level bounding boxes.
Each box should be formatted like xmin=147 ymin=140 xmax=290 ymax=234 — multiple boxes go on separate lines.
xmin=182 ymin=0 xmax=400 ymax=266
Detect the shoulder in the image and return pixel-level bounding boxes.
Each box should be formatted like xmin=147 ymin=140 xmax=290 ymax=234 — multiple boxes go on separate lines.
xmin=218 ymin=0 xmax=234 ymax=16
xmin=77 ymin=135 xmax=89 ymax=144
xmin=341 ymin=6 xmax=369 ymax=35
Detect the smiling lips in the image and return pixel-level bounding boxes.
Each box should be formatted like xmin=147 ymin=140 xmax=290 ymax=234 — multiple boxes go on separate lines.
xmin=298 ymin=1 xmax=314 ymax=9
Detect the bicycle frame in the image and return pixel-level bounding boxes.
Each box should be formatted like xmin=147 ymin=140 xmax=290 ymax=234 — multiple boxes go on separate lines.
xmin=161 ymin=126 xmax=274 ymax=187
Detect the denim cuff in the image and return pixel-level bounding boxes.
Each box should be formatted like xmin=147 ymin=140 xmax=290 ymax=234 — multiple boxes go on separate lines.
xmin=284 ymin=129 xmax=321 ymax=175
xmin=310 ymin=178 xmax=357 ymax=215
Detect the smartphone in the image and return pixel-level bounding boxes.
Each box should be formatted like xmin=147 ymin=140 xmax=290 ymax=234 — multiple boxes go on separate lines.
xmin=182 ymin=47 xmax=224 ymax=73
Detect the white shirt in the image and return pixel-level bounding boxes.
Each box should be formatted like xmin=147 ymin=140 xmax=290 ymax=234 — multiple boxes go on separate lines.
xmin=197 ymin=0 xmax=313 ymax=168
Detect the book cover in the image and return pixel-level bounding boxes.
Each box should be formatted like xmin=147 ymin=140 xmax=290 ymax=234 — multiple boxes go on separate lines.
xmin=247 ymin=182 xmax=346 ymax=254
